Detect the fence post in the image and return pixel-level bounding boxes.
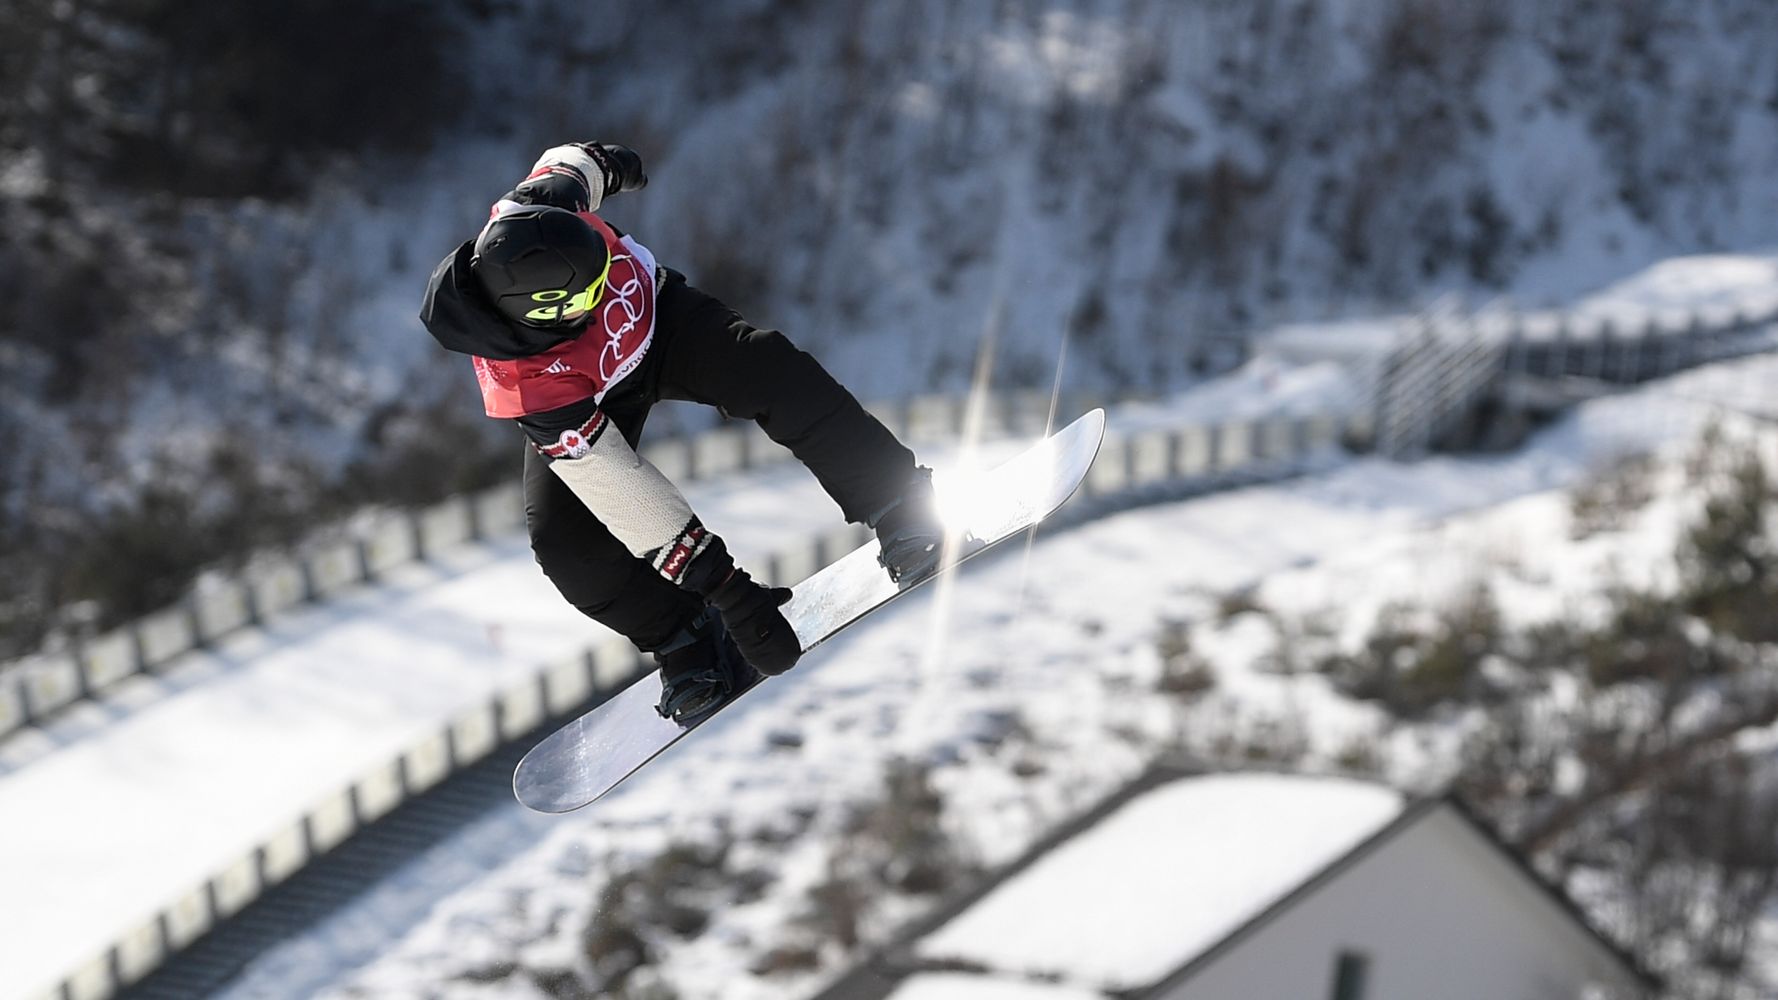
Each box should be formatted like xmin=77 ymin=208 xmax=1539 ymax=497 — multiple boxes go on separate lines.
xmin=1591 ymin=317 xmax=1610 ymax=382
xmin=1633 ymin=318 xmax=1656 ymax=381
xmin=1613 ymin=319 xmax=1637 ymax=383
xmin=1550 ymin=314 xmax=1570 ymax=378
xmin=1685 ymin=312 xmax=1705 ymax=368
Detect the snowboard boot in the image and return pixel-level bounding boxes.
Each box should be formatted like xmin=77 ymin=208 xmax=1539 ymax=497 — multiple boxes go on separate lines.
xmin=652 ymin=608 xmax=758 ymax=726
xmin=870 ymin=466 xmax=948 ymax=587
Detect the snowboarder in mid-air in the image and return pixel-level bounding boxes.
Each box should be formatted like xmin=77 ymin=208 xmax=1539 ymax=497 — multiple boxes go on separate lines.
xmin=420 ymin=141 xmax=944 ymax=725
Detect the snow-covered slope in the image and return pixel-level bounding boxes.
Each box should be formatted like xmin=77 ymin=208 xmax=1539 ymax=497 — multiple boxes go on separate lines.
xmin=207 ymin=350 xmax=1778 ymax=1000
xmin=5 ymin=250 xmax=1772 ymax=1000
xmin=337 ymin=0 xmax=1778 ymax=398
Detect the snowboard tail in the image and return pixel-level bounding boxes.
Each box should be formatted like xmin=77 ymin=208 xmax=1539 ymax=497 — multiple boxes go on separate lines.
xmin=513 ymin=409 xmax=1106 ymax=813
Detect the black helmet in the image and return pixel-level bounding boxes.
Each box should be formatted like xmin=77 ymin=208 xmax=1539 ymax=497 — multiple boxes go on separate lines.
xmin=471 ymin=206 xmax=611 ymax=328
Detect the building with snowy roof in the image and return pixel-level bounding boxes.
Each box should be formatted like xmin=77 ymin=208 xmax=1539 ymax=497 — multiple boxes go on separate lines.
xmin=819 ymin=770 xmax=1649 ymax=1000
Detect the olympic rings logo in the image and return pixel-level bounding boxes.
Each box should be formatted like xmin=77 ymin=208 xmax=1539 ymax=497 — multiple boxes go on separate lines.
xmin=597 ymin=255 xmax=649 ymax=381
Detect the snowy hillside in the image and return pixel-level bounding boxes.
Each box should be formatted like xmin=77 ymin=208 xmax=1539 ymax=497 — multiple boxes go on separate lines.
xmin=187 ymin=349 xmax=1778 ymax=1000
xmin=8 ymin=0 xmax=1778 ymax=663
xmin=276 ymin=0 xmax=1778 ymax=397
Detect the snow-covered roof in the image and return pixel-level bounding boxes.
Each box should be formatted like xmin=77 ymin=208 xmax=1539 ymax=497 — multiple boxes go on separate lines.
xmin=912 ymin=772 xmax=1403 ymax=991
xmin=882 ymin=972 xmax=1104 ymax=1000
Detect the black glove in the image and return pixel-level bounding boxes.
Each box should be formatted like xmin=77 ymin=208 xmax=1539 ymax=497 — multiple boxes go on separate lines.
xmin=705 ymin=568 xmax=800 ymax=676
xmin=577 ymin=142 xmax=648 ymax=197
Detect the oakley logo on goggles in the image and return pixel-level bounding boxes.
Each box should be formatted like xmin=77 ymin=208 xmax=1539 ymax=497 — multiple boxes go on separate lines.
xmin=525 ymin=253 xmax=614 ymax=323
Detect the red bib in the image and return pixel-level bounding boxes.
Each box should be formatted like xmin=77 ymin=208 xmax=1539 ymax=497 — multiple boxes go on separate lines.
xmin=473 ymin=212 xmax=659 ymax=418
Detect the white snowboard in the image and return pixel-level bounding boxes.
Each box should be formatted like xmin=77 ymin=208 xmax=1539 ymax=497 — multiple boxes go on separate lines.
xmin=513 ymin=408 xmax=1106 ymax=813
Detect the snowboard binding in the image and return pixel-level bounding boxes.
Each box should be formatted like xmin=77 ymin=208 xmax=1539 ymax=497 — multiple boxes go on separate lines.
xmin=652 ymin=610 xmax=757 ymax=726
xmin=872 ymin=466 xmax=952 ymax=587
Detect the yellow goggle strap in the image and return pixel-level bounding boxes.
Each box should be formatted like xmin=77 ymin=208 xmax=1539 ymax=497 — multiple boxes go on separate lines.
xmin=523 ymin=252 xmax=614 ymax=323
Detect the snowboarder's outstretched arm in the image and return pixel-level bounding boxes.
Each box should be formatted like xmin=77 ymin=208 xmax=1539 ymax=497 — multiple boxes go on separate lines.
xmin=517 ymin=398 xmax=800 ymax=675
xmin=503 ymin=142 xmax=647 ymax=215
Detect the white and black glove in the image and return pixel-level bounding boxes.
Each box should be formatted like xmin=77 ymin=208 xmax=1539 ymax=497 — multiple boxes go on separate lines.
xmin=575 ymin=142 xmax=648 ymax=197
xmin=518 ymin=143 xmax=648 ymax=213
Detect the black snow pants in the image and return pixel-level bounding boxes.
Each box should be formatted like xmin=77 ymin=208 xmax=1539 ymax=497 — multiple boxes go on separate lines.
xmin=523 ymin=268 xmax=916 ymax=651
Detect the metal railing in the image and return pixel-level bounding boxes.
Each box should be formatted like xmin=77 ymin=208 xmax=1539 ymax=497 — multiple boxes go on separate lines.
xmin=0 ymin=392 xmax=1094 ymax=744
xmin=1373 ymin=311 xmax=1511 ymax=457
xmin=1368 ymin=300 xmax=1778 ymax=458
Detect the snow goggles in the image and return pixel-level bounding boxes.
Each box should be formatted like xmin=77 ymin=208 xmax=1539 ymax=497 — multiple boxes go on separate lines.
xmin=524 ymin=251 xmax=614 ymax=324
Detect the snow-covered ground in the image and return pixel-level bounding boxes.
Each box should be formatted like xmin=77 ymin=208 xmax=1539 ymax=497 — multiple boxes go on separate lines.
xmin=0 ymin=428 xmax=1052 ymax=1000
xmin=4 ymin=248 xmax=1775 ymax=1000
xmin=881 ymin=975 xmax=1103 ymax=1000
xmin=227 ymin=351 xmax=1775 ymax=1000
